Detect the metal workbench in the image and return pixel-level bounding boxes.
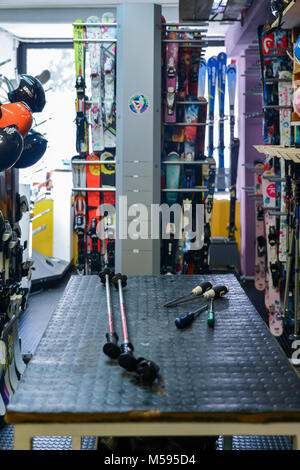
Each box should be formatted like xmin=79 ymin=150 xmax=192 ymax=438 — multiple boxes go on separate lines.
xmin=5 ymin=274 xmax=300 ymax=450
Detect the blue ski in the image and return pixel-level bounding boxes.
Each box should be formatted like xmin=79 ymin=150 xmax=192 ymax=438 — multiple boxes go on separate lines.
xmin=207 ymin=57 xmax=218 ymax=159
xmin=217 ymin=52 xmax=227 ymax=191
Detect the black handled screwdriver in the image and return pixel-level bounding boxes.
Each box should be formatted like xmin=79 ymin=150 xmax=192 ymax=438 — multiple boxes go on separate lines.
xmin=167 ymin=285 xmax=229 ymax=308
xmin=175 ymin=304 xmax=208 ymax=329
xmin=164 ymin=281 xmax=213 ymax=307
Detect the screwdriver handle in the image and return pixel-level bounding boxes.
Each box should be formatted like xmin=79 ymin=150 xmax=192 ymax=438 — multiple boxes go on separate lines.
xmin=203 ymin=285 xmax=229 ymax=299
xmin=191 ymin=281 xmax=213 ymax=296
xmin=175 ymin=304 xmax=208 ymax=329
xmin=207 ymin=300 xmax=215 ymax=328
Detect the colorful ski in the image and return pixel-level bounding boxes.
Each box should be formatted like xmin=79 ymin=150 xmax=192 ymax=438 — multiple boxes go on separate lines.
xmin=74 ymin=20 xmax=88 ymax=154
xmin=86 ymin=153 xmax=101 ymax=274
xmin=87 ymin=16 xmax=105 ymax=152
xmin=217 ymin=52 xmax=227 ymax=191
xmin=207 ymin=57 xmax=218 ymax=159
xmin=278 ymin=70 xmax=293 ymax=263
xmin=254 ymin=159 xmax=266 ymax=291
xmin=165 ymin=27 xmax=179 ymax=123
xmin=162 ymin=152 xmax=181 ymax=274
xmin=101 ymin=151 xmax=116 ymax=268
xmin=196 ymin=58 xmax=207 ymax=158
xmin=101 ymin=12 xmax=117 ymax=149
xmin=262 ymin=158 xmax=283 ymax=336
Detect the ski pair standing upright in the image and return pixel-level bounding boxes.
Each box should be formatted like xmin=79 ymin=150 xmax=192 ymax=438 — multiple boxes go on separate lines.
xmin=72 ymin=14 xmax=117 ymax=275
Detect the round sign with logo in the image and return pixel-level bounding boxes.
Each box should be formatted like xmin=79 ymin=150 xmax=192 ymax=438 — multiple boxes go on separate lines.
xmin=129 ymin=94 xmax=149 ymax=114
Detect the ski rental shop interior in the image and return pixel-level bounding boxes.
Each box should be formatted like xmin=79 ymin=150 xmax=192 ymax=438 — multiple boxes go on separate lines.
xmin=1 ymin=0 xmax=300 ymax=454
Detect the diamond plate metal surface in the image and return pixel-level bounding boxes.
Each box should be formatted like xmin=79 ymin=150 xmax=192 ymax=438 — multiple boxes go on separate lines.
xmin=6 ymin=274 xmax=300 ymax=418
xmin=217 ymin=435 xmax=293 ymax=450
xmin=0 ymin=425 xmax=96 ymax=450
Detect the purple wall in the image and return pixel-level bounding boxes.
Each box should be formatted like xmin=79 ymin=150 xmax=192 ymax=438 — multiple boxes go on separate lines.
xmin=225 ymin=0 xmax=269 ymax=276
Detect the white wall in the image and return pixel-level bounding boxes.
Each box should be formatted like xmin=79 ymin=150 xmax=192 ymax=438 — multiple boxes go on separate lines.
xmin=0 ymin=27 xmax=17 ymax=81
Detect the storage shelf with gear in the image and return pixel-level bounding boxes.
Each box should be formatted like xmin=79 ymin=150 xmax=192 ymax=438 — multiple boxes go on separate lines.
xmin=0 ymin=0 xmax=299 ymax=454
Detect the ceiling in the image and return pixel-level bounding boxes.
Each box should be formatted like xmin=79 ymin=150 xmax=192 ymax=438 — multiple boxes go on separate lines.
xmin=0 ymin=0 xmax=234 ymax=40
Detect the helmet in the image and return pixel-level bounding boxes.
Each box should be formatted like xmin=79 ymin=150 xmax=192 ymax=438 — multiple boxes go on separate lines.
xmin=14 ymin=129 xmax=47 ymax=169
xmin=270 ymin=0 xmax=286 ymax=16
xmin=0 ymin=102 xmax=32 ymax=136
xmin=0 ymin=125 xmax=24 ymax=171
xmin=8 ymin=74 xmax=46 ymax=112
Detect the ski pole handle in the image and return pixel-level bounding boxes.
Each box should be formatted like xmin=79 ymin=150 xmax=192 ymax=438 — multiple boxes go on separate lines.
xmin=175 ymin=304 xmax=208 ymax=329
xmin=202 ymin=285 xmax=229 ymax=299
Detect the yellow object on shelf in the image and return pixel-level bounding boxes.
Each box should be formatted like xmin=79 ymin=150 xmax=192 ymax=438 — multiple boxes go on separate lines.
xmin=32 ymin=199 xmax=53 ymax=257
xmin=211 ymin=199 xmax=241 ymax=254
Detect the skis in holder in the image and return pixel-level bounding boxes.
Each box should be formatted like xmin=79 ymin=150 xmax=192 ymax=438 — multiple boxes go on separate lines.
xmin=262 ymin=157 xmax=283 ymax=337
xmin=217 ymin=52 xmax=227 ymax=192
xmin=101 ymin=12 xmax=117 ymax=149
xmin=207 ymin=57 xmax=218 ymax=159
xmin=226 ymin=60 xmax=239 ymax=241
xmin=254 ymin=159 xmax=266 ymax=291
xmin=87 ymin=16 xmax=105 ymax=153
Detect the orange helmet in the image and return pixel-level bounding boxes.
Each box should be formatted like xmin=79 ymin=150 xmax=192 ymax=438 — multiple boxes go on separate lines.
xmin=0 ymin=102 xmax=33 ymax=137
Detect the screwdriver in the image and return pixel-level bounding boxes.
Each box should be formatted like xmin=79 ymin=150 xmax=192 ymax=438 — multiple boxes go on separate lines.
xmin=164 ymin=281 xmax=213 ymax=307
xmin=175 ymin=304 xmax=208 ymax=329
xmin=207 ymin=299 xmax=215 ymax=328
xmin=166 ymin=285 xmax=229 ymax=308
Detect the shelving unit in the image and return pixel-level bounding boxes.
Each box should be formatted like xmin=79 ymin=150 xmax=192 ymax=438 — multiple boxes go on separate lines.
xmin=253 ymin=144 xmax=300 ymax=162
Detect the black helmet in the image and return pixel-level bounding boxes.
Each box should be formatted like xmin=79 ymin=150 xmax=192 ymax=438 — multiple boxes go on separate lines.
xmin=270 ymin=0 xmax=286 ymax=16
xmin=0 ymin=125 xmax=24 ymax=171
xmin=14 ymin=129 xmax=47 ymax=169
xmin=8 ymin=75 xmax=46 ymax=113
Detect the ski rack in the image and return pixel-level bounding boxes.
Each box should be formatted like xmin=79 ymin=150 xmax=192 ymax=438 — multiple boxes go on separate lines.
xmin=162 ymin=187 xmax=207 ymax=192
xmin=71 ymin=160 xmax=117 ymax=165
xmin=162 ymin=160 xmax=211 ymax=165
xmin=254 ymin=145 xmax=300 ymax=163
xmin=73 ymin=39 xmax=117 ymax=43
xmin=73 ymin=188 xmax=116 ymax=192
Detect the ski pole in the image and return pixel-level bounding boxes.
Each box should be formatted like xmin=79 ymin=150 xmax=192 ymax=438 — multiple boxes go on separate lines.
xmin=207 ymin=299 xmax=215 ymax=328
xmin=99 ymin=268 xmax=121 ymax=359
xmin=112 ymin=273 xmax=160 ymax=385
xmin=175 ymin=304 xmax=208 ymax=329
xmin=164 ymin=281 xmax=213 ymax=307
xmin=166 ymin=284 xmax=229 ymax=307
xmin=112 ymin=273 xmax=137 ymax=371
